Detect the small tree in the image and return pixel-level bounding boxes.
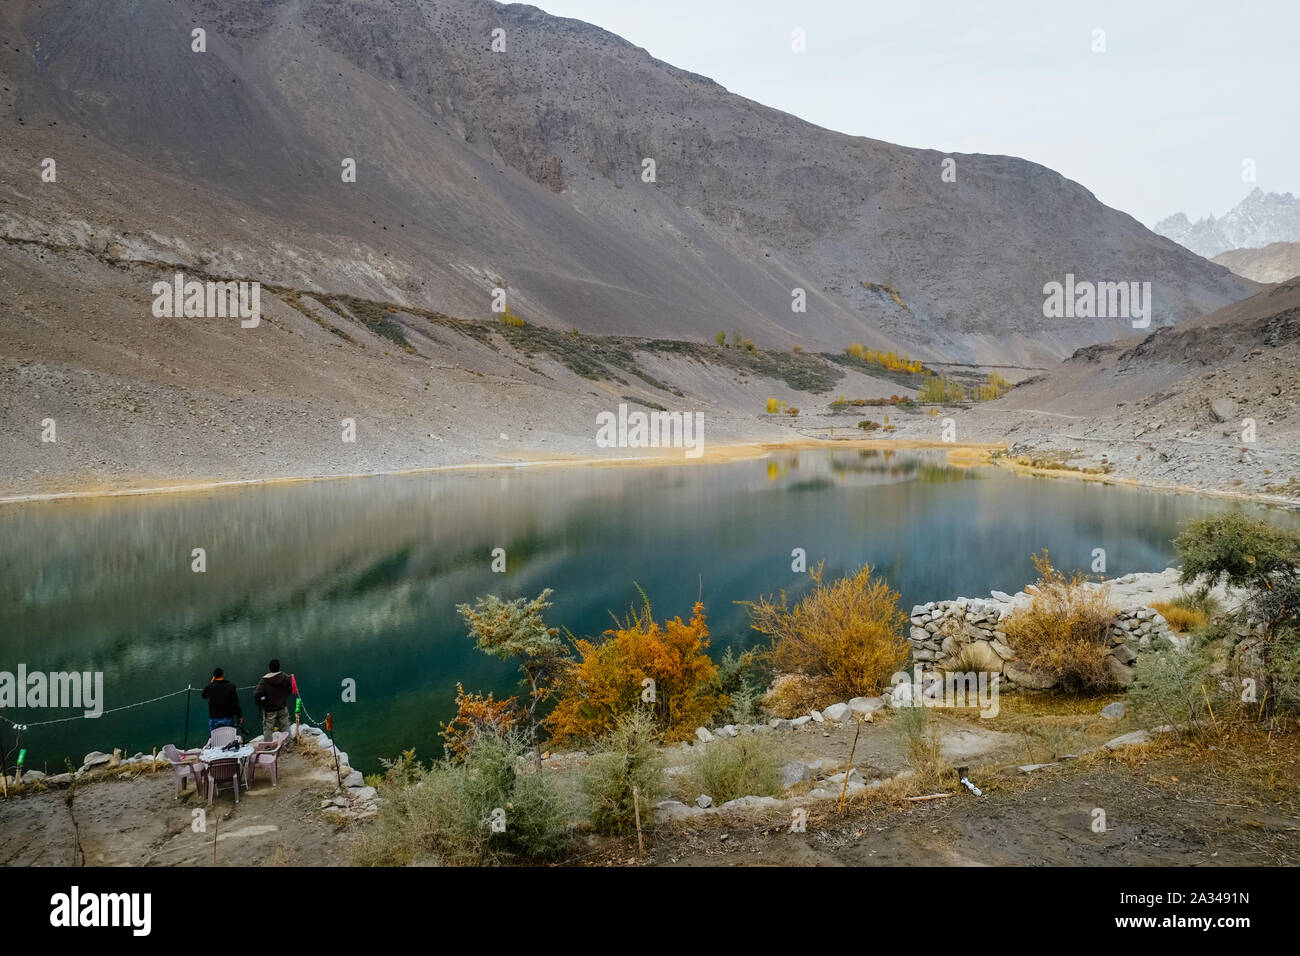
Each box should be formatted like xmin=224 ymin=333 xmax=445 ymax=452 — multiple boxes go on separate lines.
xmin=456 ymin=589 xmax=570 ymax=759
xmin=1174 ymin=513 xmax=1300 ymax=593
xmin=1174 ymin=514 xmax=1300 ymax=714
xmin=581 ymin=709 xmax=666 ymax=835
xmin=716 ymin=330 xmax=726 ymax=347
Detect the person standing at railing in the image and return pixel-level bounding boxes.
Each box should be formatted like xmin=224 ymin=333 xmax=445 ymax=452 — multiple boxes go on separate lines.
xmin=201 ymin=668 xmax=243 ymax=733
xmin=253 ymin=659 xmax=294 ymax=740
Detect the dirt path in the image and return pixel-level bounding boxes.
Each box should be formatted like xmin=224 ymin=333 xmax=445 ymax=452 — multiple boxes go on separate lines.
xmin=651 ymin=743 xmax=1300 ymax=867
xmin=0 ymin=750 xmax=356 ymax=866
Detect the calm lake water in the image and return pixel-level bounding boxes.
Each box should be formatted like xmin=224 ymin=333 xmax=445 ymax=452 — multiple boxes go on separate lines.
xmin=1 ymin=449 xmax=1293 ymax=773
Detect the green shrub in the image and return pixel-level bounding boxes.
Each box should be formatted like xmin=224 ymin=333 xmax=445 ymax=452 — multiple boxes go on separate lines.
xmin=581 ymin=710 xmax=666 ymax=835
xmin=716 ymin=645 xmax=769 ymax=724
xmin=354 ymin=733 xmax=574 ymax=866
xmin=682 ymin=735 xmax=781 ymax=804
xmin=1128 ymin=638 xmax=1232 ymax=736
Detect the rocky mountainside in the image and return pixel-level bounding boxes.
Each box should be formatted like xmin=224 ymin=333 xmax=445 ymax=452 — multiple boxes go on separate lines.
xmin=917 ymin=277 xmax=1300 ymax=501
xmin=1213 ymin=242 xmax=1300 ymax=284
xmin=1 ymin=0 xmax=1254 ymax=367
xmin=1157 ymin=189 xmax=1300 ymax=260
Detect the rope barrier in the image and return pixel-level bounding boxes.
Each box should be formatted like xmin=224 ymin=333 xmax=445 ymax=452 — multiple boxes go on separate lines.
xmin=0 ymin=686 xmax=192 ymax=730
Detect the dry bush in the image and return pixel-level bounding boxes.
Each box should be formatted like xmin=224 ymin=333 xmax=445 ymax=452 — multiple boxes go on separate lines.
xmin=546 ymin=599 xmax=726 ymax=744
xmin=1002 ymin=551 xmax=1119 ymax=694
xmin=745 ymin=564 xmax=909 ymax=709
xmin=761 ymin=673 xmax=822 ymax=718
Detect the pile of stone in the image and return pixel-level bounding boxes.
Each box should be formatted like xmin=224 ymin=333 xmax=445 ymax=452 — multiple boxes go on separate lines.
xmin=906 ymin=590 xmax=1175 ymax=691
xmin=296 ymin=724 xmax=379 ymax=819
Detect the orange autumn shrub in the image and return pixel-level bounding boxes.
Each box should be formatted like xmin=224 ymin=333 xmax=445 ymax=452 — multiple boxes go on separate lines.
xmin=439 ymin=682 xmax=523 ymax=762
xmin=546 ymin=601 xmax=727 ymax=744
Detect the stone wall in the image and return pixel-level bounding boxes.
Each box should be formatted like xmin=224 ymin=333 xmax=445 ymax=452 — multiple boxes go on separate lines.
xmin=907 ymin=592 xmax=1175 ymax=691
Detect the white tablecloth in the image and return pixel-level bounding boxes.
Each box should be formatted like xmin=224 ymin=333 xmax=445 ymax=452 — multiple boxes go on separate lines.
xmin=199 ymin=745 xmax=255 ymax=764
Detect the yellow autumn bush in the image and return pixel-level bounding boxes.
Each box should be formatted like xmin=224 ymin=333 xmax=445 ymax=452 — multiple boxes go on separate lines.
xmin=745 ymin=564 xmax=909 ymax=710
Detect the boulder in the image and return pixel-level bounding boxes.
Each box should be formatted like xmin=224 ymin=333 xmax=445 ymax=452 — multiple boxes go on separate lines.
xmin=1104 ymin=730 xmax=1151 ymax=750
xmin=1105 ymin=656 xmax=1137 ymax=688
xmin=348 ymin=785 xmax=378 ymax=802
xmin=342 ymin=770 xmax=365 ymax=788
xmin=82 ymin=751 xmax=112 ymax=770
xmin=822 ymin=702 xmax=851 ymax=722
xmin=655 ymin=800 xmax=702 ymax=822
xmin=695 ymin=727 xmax=715 ymax=743
xmin=695 ymin=794 xmax=714 ymax=809
xmin=779 ymin=761 xmax=812 ymax=789
xmin=847 ymin=696 xmax=886 ymax=717
xmin=718 ymin=795 xmax=783 ymax=811
xmin=1111 ymin=643 xmax=1138 ymax=665
xmin=809 ymin=710 xmax=824 ymax=723
xmin=791 ymin=715 xmax=812 ymax=727
xmin=1100 ymin=702 xmax=1127 ymax=720
xmin=1003 ymin=663 xmax=1057 ymax=690
xmin=989 ymin=640 xmax=1015 ymax=661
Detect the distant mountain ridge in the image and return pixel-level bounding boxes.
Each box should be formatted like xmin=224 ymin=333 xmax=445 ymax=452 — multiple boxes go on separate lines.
xmin=1157 ymin=189 xmax=1300 ymax=259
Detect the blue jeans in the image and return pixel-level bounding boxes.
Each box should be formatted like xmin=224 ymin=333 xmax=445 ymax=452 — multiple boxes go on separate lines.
xmin=208 ymin=716 xmax=237 ymax=732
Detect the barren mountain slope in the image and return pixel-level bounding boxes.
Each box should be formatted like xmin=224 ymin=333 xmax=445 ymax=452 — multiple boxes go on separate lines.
xmin=1213 ymin=242 xmax=1300 ymax=284
xmin=914 ymin=278 xmax=1300 ymax=500
xmin=1 ymin=0 xmax=1256 ymax=366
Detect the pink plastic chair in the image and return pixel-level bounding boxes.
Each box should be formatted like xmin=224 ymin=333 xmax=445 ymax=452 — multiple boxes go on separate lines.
xmin=247 ymin=732 xmax=287 ymax=788
xmin=206 ymin=757 xmax=241 ymax=804
xmin=206 ymin=726 xmax=238 ymax=749
xmin=161 ymin=743 xmax=207 ymax=799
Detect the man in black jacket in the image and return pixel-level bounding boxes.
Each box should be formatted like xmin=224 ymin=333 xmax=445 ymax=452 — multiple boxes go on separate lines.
xmin=200 ymin=667 xmax=242 ymax=733
xmin=253 ymin=659 xmax=294 ymax=741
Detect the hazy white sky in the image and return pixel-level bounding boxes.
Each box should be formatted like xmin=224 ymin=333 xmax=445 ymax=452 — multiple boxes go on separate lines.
xmin=532 ymin=0 xmax=1298 ymax=227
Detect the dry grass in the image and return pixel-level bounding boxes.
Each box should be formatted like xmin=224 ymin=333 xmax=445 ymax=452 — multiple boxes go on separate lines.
xmin=1002 ymin=551 xmax=1119 ymax=694
xmin=1151 ymin=600 xmax=1208 ymax=633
